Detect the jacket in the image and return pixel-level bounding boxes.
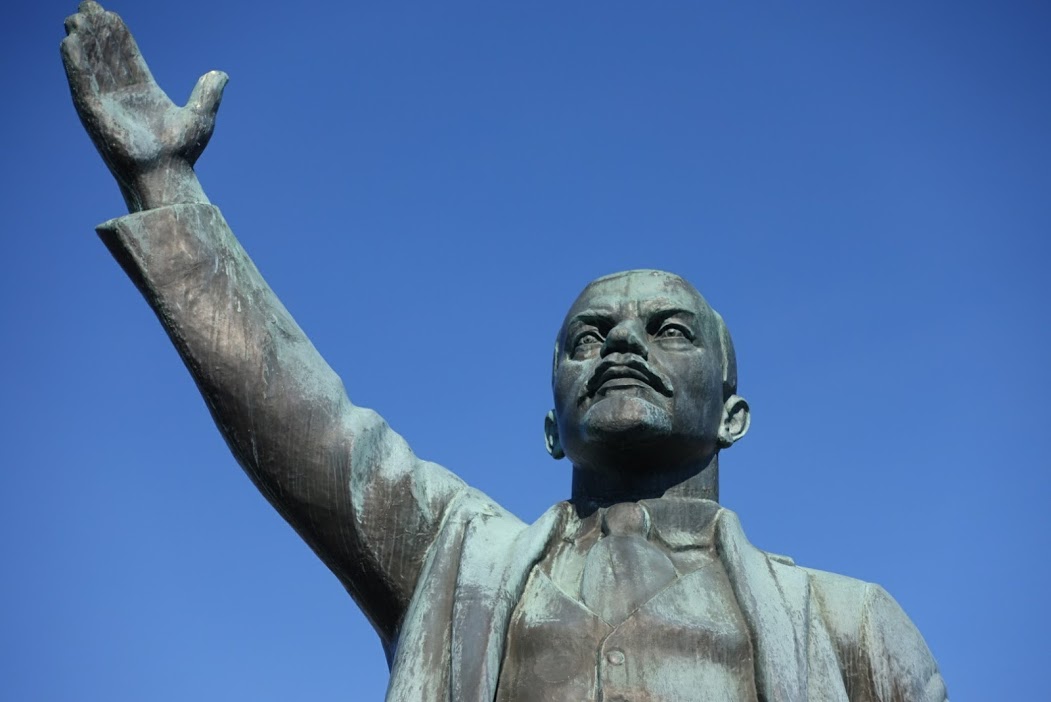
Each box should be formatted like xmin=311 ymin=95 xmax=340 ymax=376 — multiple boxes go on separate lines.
xmin=96 ymin=203 xmax=947 ymax=702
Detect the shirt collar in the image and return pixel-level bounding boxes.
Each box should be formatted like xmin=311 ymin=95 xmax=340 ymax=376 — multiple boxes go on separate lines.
xmin=568 ymin=497 xmax=721 ymax=550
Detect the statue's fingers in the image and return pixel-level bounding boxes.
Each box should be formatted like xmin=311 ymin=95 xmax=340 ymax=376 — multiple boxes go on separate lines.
xmin=68 ymin=9 xmax=152 ymax=94
xmin=61 ymin=37 xmax=105 ymax=130
xmin=60 ymin=33 xmax=81 ymax=66
xmin=108 ymin=14 xmax=154 ymax=86
xmin=65 ymin=1 xmax=108 ymax=36
xmin=186 ymin=71 xmax=229 ymax=116
xmin=64 ymin=12 xmax=87 ymax=36
xmin=79 ymin=1 xmax=105 ymax=15
xmin=60 ymin=35 xmax=92 ymax=92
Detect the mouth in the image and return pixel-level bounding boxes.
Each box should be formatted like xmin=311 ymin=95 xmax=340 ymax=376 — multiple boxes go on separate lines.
xmin=584 ymin=361 xmax=673 ymax=401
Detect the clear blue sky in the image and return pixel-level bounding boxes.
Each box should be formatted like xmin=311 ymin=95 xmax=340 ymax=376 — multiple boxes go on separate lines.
xmin=2 ymin=1 xmax=1048 ymax=699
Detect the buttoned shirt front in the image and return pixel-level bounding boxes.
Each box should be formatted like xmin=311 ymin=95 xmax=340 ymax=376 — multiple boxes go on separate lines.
xmin=496 ymin=498 xmax=758 ymax=702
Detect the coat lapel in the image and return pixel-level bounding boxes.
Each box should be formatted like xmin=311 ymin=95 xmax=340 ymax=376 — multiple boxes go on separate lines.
xmin=450 ymin=501 xmax=568 ymax=702
xmin=715 ymin=508 xmax=809 ymax=702
xmin=385 ymin=491 xmax=475 ymax=702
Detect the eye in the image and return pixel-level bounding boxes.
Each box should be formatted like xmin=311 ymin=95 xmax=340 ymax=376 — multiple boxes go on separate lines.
xmin=656 ymin=324 xmax=692 ymax=340
xmin=569 ymin=330 xmax=603 ymax=359
xmin=574 ymin=331 xmax=603 ymax=348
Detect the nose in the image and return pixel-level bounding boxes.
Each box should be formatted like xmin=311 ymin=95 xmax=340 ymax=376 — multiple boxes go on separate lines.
xmin=602 ymin=321 xmax=648 ymax=360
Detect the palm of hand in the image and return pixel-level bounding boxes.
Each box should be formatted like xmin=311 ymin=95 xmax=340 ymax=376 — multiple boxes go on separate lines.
xmin=61 ymin=1 xmax=226 ymax=178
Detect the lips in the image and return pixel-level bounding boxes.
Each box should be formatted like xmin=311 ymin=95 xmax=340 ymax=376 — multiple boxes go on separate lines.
xmin=585 ymin=360 xmax=673 ymax=399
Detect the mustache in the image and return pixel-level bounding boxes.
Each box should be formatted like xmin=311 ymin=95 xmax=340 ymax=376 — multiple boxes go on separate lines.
xmin=585 ymin=359 xmax=674 ymax=399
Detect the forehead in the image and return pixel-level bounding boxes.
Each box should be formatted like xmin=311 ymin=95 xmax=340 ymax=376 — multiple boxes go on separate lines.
xmin=565 ymin=270 xmax=710 ymax=321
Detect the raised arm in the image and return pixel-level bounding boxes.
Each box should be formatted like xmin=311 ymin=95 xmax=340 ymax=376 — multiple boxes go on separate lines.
xmin=61 ymin=1 xmax=470 ymax=644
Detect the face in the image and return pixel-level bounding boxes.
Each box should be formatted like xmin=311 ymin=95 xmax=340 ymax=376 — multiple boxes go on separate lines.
xmin=552 ymin=270 xmax=728 ymax=473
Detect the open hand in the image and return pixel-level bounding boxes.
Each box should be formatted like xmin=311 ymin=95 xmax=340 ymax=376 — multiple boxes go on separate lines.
xmin=61 ymin=1 xmax=227 ymax=208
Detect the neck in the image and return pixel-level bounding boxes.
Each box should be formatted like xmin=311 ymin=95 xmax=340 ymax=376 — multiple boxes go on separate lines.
xmin=570 ymin=452 xmax=720 ymax=506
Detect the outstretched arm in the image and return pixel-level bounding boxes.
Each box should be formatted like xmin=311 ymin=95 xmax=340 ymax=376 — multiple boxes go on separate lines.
xmin=61 ymin=2 xmax=471 ymax=644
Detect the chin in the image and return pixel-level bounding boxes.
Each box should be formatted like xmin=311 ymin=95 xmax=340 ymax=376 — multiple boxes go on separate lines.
xmin=581 ymin=395 xmax=673 ymax=448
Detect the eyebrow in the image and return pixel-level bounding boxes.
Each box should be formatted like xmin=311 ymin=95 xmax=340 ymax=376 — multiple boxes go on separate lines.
xmin=643 ymin=307 xmax=699 ymax=323
xmin=567 ymin=307 xmax=700 ymax=330
xmin=567 ymin=311 xmax=616 ymax=328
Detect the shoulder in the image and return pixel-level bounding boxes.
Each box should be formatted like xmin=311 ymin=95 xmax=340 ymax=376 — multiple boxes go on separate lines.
xmin=757 ymin=554 xmax=916 ymax=644
xmin=796 ymin=565 xmax=923 ymax=660
xmin=798 ymin=566 xmax=948 ymax=702
xmin=798 ymin=566 xmax=926 ymax=657
xmin=714 ymin=509 xmax=946 ymax=700
xmin=799 ymin=566 xmax=873 ymax=641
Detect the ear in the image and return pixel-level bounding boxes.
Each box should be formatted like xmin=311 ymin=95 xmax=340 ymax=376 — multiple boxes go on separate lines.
xmin=717 ymin=394 xmax=750 ymax=449
xmin=544 ymin=410 xmax=565 ymax=459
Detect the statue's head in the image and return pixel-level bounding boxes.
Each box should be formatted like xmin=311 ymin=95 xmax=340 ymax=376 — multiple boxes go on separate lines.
xmin=545 ymin=270 xmax=750 ymax=483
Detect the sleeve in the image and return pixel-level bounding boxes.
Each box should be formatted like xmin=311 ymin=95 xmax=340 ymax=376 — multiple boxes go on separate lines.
xmin=857 ymin=584 xmax=948 ymax=702
xmin=96 ymin=203 xmax=469 ymax=645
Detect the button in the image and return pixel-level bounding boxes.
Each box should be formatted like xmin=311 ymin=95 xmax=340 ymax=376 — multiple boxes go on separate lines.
xmin=606 ymin=649 xmax=625 ymax=666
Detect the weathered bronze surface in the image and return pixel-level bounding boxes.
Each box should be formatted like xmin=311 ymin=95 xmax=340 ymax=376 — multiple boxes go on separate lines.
xmin=62 ymin=3 xmax=947 ymax=699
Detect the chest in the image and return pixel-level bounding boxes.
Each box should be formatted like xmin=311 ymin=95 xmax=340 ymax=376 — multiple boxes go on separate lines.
xmin=495 ymin=544 xmax=758 ymax=702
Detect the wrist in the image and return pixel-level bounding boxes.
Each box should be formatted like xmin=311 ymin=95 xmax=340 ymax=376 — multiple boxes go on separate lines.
xmin=119 ymin=158 xmax=210 ymax=213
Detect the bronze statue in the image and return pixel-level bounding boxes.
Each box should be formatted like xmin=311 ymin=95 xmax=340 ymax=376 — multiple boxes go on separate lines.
xmin=62 ymin=3 xmax=947 ymax=700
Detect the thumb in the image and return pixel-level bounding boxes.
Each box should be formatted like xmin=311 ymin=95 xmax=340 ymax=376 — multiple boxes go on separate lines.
xmin=181 ymin=70 xmax=229 ymax=164
xmin=186 ymin=70 xmax=228 ymax=116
